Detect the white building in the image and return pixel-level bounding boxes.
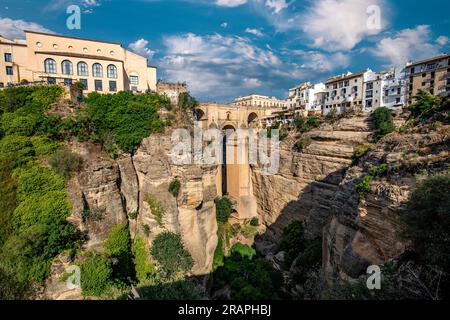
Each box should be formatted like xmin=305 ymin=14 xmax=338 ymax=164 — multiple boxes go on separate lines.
xmin=232 ymin=94 xmax=287 ymax=108
xmin=324 ymin=69 xmax=376 ymax=115
xmin=363 ymin=69 xmax=407 ymax=112
xmin=287 ymin=82 xmax=326 ymax=114
xmin=380 ymin=70 xmax=407 ymax=109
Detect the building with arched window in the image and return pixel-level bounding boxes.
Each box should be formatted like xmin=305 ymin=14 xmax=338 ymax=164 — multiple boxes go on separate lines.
xmin=0 ymin=31 xmax=157 ymax=93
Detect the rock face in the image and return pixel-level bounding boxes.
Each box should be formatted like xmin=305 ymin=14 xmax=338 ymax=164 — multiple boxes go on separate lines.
xmin=251 ymin=116 xmax=374 ymax=244
xmin=323 ymin=124 xmax=449 ymax=283
xmin=44 ymin=130 xmax=219 ymax=299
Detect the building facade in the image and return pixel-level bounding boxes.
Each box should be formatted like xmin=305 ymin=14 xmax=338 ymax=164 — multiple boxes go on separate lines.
xmin=0 ymin=31 xmax=157 ymax=93
xmin=324 ymin=69 xmax=375 ymax=114
xmin=287 ymin=82 xmax=326 ymax=114
xmin=405 ymin=54 xmax=450 ymax=104
xmin=380 ymin=70 xmax=407 ymax=109
xmin=232 ymin=94 xmax=287 ymax=109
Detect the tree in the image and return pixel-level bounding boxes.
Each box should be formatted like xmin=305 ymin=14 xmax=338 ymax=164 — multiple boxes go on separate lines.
xmin=373 ymin=107 xmax=395 ymax=141
xmin=408 ymin=90 xmax=442 ymax=120
xmin=151 ymin=231 xmax=193 ymax=278
xmin=80 ymin=254 xmax=113 ymax=297
xmin=216 ymin=197 xmax=233 ymax=225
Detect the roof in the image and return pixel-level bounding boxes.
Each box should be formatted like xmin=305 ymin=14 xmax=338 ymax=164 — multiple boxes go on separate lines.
xmin=406 ymin=53 xmax=450 ymax=68
xmin=35 ymin=51 xmax=124 ymax=63
xmin=326 ymin=71 xmax=366 ymax=84
xmin=25 ymin=30 xmax=123 ymax=46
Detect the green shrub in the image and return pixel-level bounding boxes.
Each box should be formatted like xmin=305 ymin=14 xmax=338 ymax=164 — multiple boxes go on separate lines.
xmin=150 ymin=231 xmax=193 ymax=278
xmin=369 ymin=164 xmax=388 ymax=177
xmin=240 ymin=224 xmax=258 ymax=239
xmin=352 ymin=143 xmax=373 ymax=164
xmin=71 ymin=91 xmax=169 ymax=154
xmin=168 ymin=179 xmax=181 ymax=198
xmin=408 ymin=90 xmax=442 ymax=120
xmin=213 ymin=237 xmax=225 ymax=270
xmin=216 ymin=197 xmax=233 ymax=225
xmin=144 ymin=195 xmax=166 ymax=226
xmin=401 ymin=173 xmax=450 ymax=269
xmin=231 ymin=243 xmax=256 ymax=260
xmin=136 ymin=280 xmax=200 ymax=300
xmin=373 ymin=107 xmax=395 ymax=141
xmin=249 ymin=217 xmax=259 ymax=227
xmin=80 ymin=254 xmax=113 ymax=297
xmin=133 ymin=236 xmax=156 ymax=283
xmin=294 ymin=136 xmax=313 ymax=152
xmin=104 ymin=224 xmax=133 ymax=281
xmin=143 ymin=224 xmax=150 ymax=237
xmin=48 ymin=149 xmax=81 ymax=179
xmin=178 ymin=92 xmax=198 ymax=110
xmin=280 ymin=221 xmax=306 ymax=268
xmin=82 ymin=207 xmax=106 ymax=222
xmin=30 ymin=136 xmax=60 ymax=156
xmin=128 ymin=211 xmax=138 ymax=220
xmin=355 ymin=175 xmax=373 ymax=199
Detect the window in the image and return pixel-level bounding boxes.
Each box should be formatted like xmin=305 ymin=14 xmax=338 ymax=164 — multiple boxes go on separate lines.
xmin=93 ymin=63 xmax=103 ymax=77
xmin=6 ymin=66 xmax=13 ymax=75
xmin=107 ymin=65 xmax=117 ymax=79
xmin=47 ymin=77 xmax=56 ymax=84
xmin=410 ymin=67 xmax=415 ymax=74
xmin=61 ymin=60 xmax=73 ymax=75
xmin=4 ymin=53 xmax=12 ymax=62
xmin=95 ymin=80 xmax=103 ymax=91
xmin=0 ymin=82 xmax=4 ymax=88
xmin=109 ymin=80 xmax=117 ymax=92
xmin=422 ymin=73 xmax=427 ymax=78
xmin=130 ymin=75 xmax=139 ymax=85
xmin=44 ymin=58 xmax=57 ymax=73
xmin=77 ymin=61 xmax=88 ymax=76
xmin=63 ymin=78 xmax=72 ymax=86
xmin=79 ymin=79 xmax=88 ymax=90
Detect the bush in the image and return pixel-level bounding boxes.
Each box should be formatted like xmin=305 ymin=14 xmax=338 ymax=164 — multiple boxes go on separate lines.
xmin=369 ymin=163 xmax=388 ymax=177
xmin=213 ymin=237 xmax=225 ymax=270
xmin=280 ymin=221 xmax=306 ymax=268
xmin=136 ymin=280 xmax=200 ymax=300
xmin=82 ymin=207 xmax=105 ymax=222
xmin=80 ymin=254 xmax=113 ymax=297
xmin=401 ymin=173 xmax=450 ymax=269
xmin=49 ymin=149 xmax=81 ymax=179
xmin=355 ymin=175 xmax=373 ymax=199
xmin=352 ymin=143 xmax=373 ymax=164
xmin=144 ymin=195 xmax=166 ymax=226
xmin=143 ymin=224 xmax=150 ymax=237
xmin=151 ymin=231 xmax=193 ymax=278
xmin=133 ymin=236 xmax=156 ymax=283
xmin=66 ymin=91 xmax=169 ymax=154
xmin=128 ymin=211 xmax=138 ymax=220
xmin=231 ymin=243 xmax=256 ymax=260
xmin=168 ymin=179 xmax=181 ymax=198
xmin=373 ymin=107 xmax=395 ymax=141
xmin=178 ymin=92 xmax=198 ymax=110
xmin=249 ymin=217 xmax=259 ymax=227
xmin=216 ymin=197 xmax=233 ymax=225
xmin=408 ymin=90 xmax=442 ymax=120
xmin=294 ymin=136 xmax=312 ymax=152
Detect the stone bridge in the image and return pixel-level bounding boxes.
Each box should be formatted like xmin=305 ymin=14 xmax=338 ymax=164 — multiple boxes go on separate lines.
xmin=194 ymin=103 xmax=276 ymax=221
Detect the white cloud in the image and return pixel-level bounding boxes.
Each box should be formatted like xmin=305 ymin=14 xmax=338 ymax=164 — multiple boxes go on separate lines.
xmin=216 ymin=0 xmax=247 ymax=7
xmin=245 ymin=28 xmax=264 ymax=37
xmin=265 ymin=0 xmax=288 ymax=14
xmin=0 ymin=17 xmax=53 ymax=39
xmin=373 ymin=25 xmax=441 ymax=67
xmin=221 ymin=22 xmax=228 ymax=28
xmin=436 ymin=35 xmax=449 ymax=46
xmin=299 ymin=0 xmax=386 ymax=51
xmin=243 ymin=78 xmax=262 ymax=88
xmin=128 ymin=39 xmax=156 ymax=59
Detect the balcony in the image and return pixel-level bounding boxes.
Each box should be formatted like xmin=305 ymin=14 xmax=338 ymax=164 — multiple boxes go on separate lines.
xmin=439 ymin=73 xmax=450 ymax=81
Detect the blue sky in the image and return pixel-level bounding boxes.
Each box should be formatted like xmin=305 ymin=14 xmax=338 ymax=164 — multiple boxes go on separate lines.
xmin=1 ymin=0 xmax=449 ymax=102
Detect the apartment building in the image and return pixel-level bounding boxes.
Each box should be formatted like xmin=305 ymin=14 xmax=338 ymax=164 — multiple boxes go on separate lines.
xmin=363 ymin=72 xmax=382 ymax=111
xmin=287 ymin=82 xmax=326 ymax=114
xmin=405 ymin=53 xmax=450 ymax=104
xmin=324 ymin=69 xmax=375 ymax=115
xmin=232 ymin=94 xmax=287 ymax=109
xmin=380 ymin=70 xmax=406 ymax=109
xmin=0 ymin=31 xmax=157 ymax=93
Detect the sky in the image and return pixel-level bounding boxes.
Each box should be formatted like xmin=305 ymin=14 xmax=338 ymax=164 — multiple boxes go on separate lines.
xmin=0 ymin=0 xmax=449 ymax=102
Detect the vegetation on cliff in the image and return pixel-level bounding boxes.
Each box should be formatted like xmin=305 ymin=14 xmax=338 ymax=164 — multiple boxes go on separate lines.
xmin=0 ymin=85 xmax=81 ymax=297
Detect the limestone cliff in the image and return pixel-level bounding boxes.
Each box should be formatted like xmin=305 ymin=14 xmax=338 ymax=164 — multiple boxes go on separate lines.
xmin=43 ymin=130 xmax=218 ymax=299
xmin=323 ymin=123 xmax=449 ymax=283
xmin=251 ymin=115 xmax=373 ymax=246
